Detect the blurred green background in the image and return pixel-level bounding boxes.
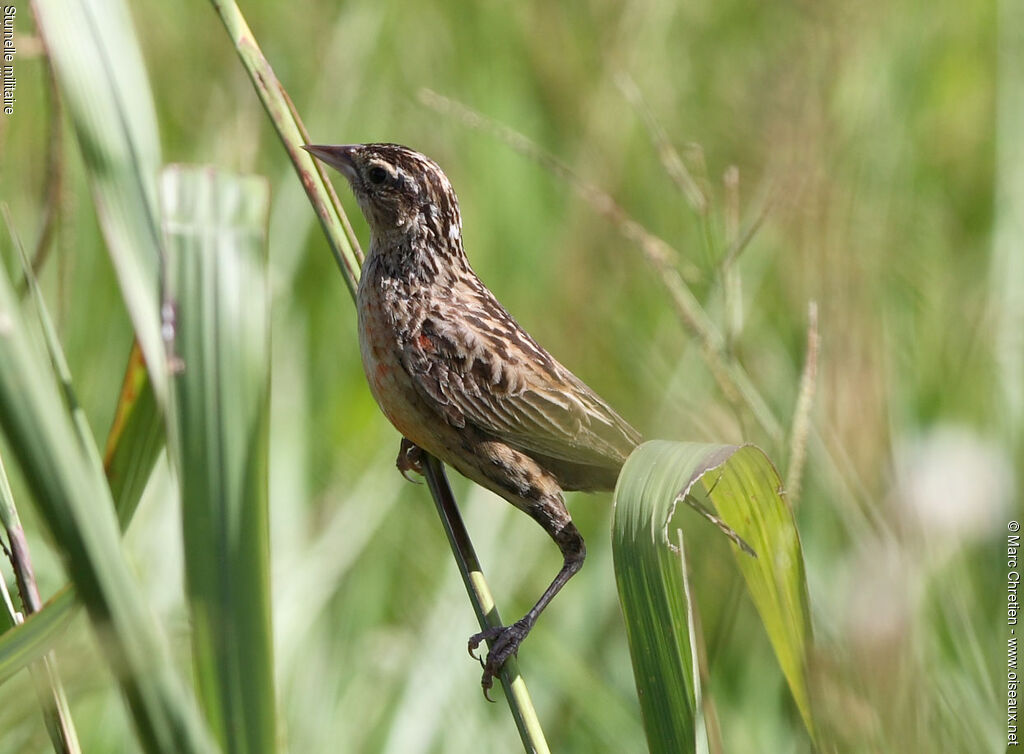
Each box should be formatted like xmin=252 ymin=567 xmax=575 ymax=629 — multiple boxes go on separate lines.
xmin=0 ymin=0 xmax=1016 ymax=751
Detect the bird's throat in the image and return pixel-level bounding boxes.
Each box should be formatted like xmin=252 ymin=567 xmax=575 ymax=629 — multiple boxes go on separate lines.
xmin=367 ymin=229 xmax=471 ymax=290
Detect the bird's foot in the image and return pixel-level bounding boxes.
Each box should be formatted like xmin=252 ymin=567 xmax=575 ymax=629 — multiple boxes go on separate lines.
xmin=396 ymin=438 xmax=425 ymax=483
xmin=467 ymin=617 xmax=532 ymax=701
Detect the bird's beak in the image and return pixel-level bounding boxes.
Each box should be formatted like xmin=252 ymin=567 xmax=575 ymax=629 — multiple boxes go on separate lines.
xmin=303 ymin=144 xmax=359 ymax=183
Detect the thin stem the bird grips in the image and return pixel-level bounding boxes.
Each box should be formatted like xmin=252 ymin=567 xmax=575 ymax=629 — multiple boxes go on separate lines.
xmin=420 ymin=453 xmax=550 ymax=754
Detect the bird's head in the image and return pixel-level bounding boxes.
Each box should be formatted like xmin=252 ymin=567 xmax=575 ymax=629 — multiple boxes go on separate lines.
xmin=304 ymin=143 xmax=463 ymax=248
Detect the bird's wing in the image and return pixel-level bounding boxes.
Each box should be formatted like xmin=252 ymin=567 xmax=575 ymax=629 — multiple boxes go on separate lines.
xmin=400 ymin=289 xmax=641 ymax=470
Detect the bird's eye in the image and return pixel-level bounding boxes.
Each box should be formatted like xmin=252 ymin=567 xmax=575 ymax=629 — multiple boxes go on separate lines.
xmin=367 ymin=166 xmax=388 ymax=185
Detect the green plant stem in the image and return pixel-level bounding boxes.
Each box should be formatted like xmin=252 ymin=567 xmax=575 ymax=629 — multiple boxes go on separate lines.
xmin=209 ymin=0 xmax=362 ymax=296
xmin=421 ymin=454 xmax=549 ymax=754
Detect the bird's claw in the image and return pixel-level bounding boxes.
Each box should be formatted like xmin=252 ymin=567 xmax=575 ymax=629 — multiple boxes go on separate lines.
xmin=467 ymin=619 xmax=531 ymax=701
xmin=396 ymin=438 xmax=425 ymax=483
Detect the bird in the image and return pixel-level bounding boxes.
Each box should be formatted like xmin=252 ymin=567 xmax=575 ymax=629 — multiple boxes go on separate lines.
xmin=302 ymin=142 xmax=643 ymax=695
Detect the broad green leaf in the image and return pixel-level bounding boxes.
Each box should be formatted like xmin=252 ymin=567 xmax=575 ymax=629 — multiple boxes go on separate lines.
xmin=612 ymin=444 xmax=704 ymax=754
xmin=34 ymin=0 xmax=168 ymax=405
xmin=161 ymin=165 xmax=276 ymax=753
xmin=613 ymin=440 xmax=815 ymax=750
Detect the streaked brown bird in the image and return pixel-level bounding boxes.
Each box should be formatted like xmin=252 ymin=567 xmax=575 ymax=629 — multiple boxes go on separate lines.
xmin=304 ymin=142 xmax=642 ymax=693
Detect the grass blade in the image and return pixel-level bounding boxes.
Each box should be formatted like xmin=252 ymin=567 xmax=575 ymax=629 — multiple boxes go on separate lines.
xmin=612 ymin=445 xmax=704 ymax=754
xmin=613 ymin=441 xmax=816 ymax=748
xmin=161 ymin=165 xmax=276 ymax=753
xmin=4 ymin=203 xmax=109 ymax=507
xmin=0 ymin=254 xmax=213 ymax=752
xmin=0 ymin=595 xmax=76 ymax=686
xmin=33 ymin=0 xmax=168 ymax=405
xmin=210 ymin=0 xmax=362 ymax=295
xmin=0 ymin=342 xmax=164 ymax=689
xmin=0 ymin=591 xmax=76 ymax=686
xmin=0 ymin=450 xmax=82 ymax=754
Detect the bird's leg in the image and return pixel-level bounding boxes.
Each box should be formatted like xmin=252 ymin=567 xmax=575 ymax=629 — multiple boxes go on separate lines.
xmin=396 ymin=437 xmax=426 ymax=483
xmin=468 ymin=496 xmax=585 ymax=699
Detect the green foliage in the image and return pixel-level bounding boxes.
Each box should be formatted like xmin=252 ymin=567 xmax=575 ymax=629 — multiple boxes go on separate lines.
xmin=613 ymin=441 xmax=814 ymax=753
xmin=0 ymin=211 xmax=213 ymax=752
xmin=0 ymin=600 xmax=76 ymax=687
xmin=612 ymin=445 xmax=702 ymax=754
xmin=162 ymin=165 xmax=275 ymax=753
xmin=33 ymin=0 xmax=168 ymax=405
